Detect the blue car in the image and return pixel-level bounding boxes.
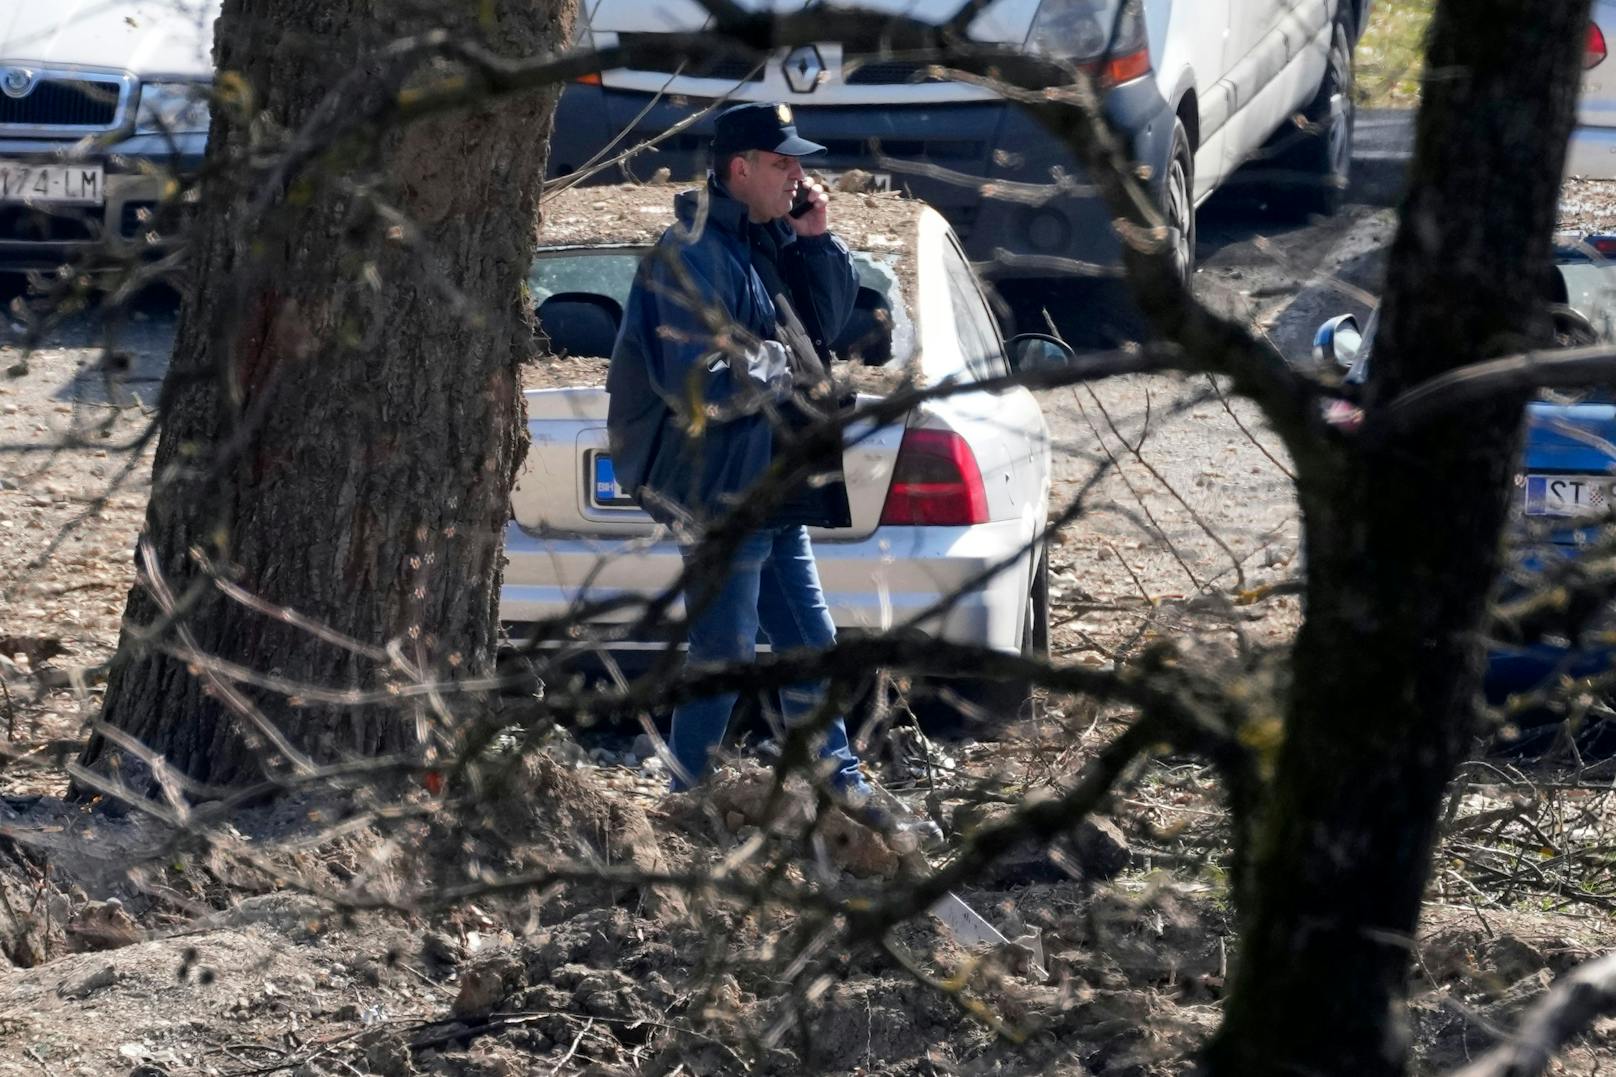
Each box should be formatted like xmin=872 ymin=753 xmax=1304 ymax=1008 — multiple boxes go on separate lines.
xmin=1313 ymin=237 xmax=1616 ymax=712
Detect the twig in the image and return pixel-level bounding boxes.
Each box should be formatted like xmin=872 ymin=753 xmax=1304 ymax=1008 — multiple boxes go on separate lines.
xmin=1450 ymin=951 xmax=1616 ymax=1077
xmin=550 ymin=1017 xmax=596 ymax=1075
xmin=1073 ymin=388 xmax=1205 ymax=591
xmin=1102 ymin=539 xmax=1156 ymax=607
xmin=1205 ymin=372 xmax=1296 ymax=482
xmin=1083 ymin=382 xmax=1247 ymax=589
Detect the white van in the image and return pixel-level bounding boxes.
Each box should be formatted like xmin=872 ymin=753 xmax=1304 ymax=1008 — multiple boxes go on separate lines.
xmin=551 ymin=0 xmax=1372 ymax=278
xmin=0 ymin=0 xmax=1370 ymax=276
xmin=0 ymin=2 xmax=216 ymax=270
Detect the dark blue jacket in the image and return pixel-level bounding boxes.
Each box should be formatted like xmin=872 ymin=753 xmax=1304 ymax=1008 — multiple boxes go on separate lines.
xmin=606 ymin=179 xmax=859 ymax=529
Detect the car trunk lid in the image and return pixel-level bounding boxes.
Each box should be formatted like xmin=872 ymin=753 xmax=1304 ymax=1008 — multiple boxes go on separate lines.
xmin=1582 ymin=2 xmax=1616 ymax=131
xmin=510 ymin=384 xmax=904 ymax=542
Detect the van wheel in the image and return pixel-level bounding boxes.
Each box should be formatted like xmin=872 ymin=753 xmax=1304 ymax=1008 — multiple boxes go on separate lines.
xmin=1165 ymin=119 xmax=1195 ymax=284
xmin=941 ymin=545 xmax=1050 ymax=737
xmin=1277 ymin=11 xmax=1356 ymax=217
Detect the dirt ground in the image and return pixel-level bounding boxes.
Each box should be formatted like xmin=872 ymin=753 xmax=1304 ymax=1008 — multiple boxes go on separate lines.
xmin=3 ymin=177 xmax=1616 ymax=1074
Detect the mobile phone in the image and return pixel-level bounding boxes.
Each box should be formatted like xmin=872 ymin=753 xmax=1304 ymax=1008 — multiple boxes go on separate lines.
xmin=790 ymin=183 xmax=817 ymax=219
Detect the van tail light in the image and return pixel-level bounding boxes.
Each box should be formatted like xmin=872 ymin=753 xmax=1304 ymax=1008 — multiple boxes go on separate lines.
xmin=1589 ymin=23 xmax=1607 ymax=69
xmin=1082 ymin=48 xmax=1152 ymax=88
xmin=571 ymin=20 xmax=602 ymax=83
xmin=879 ymin=428 xmax=990 ymax=526
xmin=1028 ymin=0 xmax=1151 ymax=89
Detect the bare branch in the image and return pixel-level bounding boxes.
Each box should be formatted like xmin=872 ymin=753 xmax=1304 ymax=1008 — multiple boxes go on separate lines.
xmin=1450 ymin=951 xmax=1616 ymax=1077
xmin=1373 ymin=342 xmax=1616 ymax=435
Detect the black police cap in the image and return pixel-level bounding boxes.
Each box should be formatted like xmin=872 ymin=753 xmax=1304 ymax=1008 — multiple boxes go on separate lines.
xmin=711 ymin=102 xmax=826 ymax=157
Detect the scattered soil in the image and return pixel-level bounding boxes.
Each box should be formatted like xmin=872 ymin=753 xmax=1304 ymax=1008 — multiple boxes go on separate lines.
xmin=1561 ymin=179 xmax=1616 ymax=233
xmin=0 ymin=324 xmax=158 ymax=799
xmin=538 ymin=179 xmax=926 ymax=280
xmin=4 ymin=180 xmax=1616 ymax=1074
xmin=520 ymin=355 xmax=608 ymax=390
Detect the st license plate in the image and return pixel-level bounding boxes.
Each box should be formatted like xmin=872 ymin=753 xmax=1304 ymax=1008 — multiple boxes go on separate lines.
xmin=1523 ymin=473 xmax=1616 ymax=517
xmin=588 ymin=452 xmax=637 ymax=509
xmin=0 ymin=161 xmax=105 ymax=206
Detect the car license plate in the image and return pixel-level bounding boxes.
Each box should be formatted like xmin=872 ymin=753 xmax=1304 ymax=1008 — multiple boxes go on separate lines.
xmin=1523 ymin=473 xmax=1615 ymax=517
xmin=589 ymin=452 xmax=637 ymax=509
xmin=0 ymin=161 xmax=105 ymax=206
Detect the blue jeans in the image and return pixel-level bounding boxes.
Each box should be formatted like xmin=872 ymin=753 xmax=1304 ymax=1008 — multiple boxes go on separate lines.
xmin=668 ymin=525 xmax=867 ymax=793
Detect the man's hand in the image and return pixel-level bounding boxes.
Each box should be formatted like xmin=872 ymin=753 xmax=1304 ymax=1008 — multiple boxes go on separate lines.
xmin=744 ymin=339 xmax=794 ymax=395
xmin=788 ymin=179 xmax=829 ymax=238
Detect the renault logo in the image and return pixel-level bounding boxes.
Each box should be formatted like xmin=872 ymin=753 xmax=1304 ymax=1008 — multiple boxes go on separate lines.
xmin=782 ymin=45 xmax=825 ymax=94
xmin=0 ymin=67 xmax=37 ymax=99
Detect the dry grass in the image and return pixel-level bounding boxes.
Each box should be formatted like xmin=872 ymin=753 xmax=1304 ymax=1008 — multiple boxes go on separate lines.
xmin=1356 ymin=0 xmax=1436 ymax=110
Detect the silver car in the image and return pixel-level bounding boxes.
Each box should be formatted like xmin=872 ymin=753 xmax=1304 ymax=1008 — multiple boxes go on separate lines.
xmin=0 ymin=2 xmax=215 ymax=270
xmin=1570 ymin=0 xmax=1616 ymax=178
xmin=500 ymin=187 xmax=1056 ymax=714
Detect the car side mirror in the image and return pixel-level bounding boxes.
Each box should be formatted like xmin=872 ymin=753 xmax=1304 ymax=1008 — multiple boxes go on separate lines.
xmin=1312 ymin=314 xmax=1362 ymax=369
xmin=1007 ymin=333 xmax=1077 ymax=372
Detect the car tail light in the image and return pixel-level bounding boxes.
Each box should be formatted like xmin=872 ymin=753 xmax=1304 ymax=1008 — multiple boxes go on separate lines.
xmin=1588 ymin=234 xmax=1616 ymax=257
xmin=1589 ymin=23 xmax=1607 ymax=69
xmin=879 ymin=428 xmax=990 ymax=526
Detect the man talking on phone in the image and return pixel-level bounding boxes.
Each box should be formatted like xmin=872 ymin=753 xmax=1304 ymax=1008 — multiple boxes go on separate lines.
xmin=605 ymin=101 xmax=874 ymax=801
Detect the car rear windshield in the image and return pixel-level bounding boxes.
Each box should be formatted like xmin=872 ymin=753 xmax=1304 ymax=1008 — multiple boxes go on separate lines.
xmin=529 ymin=247 xmax=915 ymax=366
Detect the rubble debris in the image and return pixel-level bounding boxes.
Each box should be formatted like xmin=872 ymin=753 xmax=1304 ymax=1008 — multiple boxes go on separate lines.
xmin=1073 ymin=815 xmax=1131 ymax=879
xmin=66 ymin=899 xmax=139 ymax=953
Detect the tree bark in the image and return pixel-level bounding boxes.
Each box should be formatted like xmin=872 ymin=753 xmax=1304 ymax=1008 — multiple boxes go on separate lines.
xmin=81 ymin=0 xmax=573 ymax=789
xmin=1205 ymin=2 xmax=1591 ymax=1074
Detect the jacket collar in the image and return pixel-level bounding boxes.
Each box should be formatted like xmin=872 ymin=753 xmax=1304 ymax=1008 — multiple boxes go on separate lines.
xmin=672 ymin=175 xmax=793 ymax=246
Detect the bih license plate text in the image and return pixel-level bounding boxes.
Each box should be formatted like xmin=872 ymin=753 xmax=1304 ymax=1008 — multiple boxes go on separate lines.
xmin=590 ymin=453 xmax=636 ymax=509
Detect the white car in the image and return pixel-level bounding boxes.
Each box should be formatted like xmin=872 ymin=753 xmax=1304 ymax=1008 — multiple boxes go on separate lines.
xmin=500 ymin=186 xmax=1056 ymax=714
xmin=1572 ymin=1 xmax=1616 ymax=178
xmin=0 ymin=1 xmax=216 ymax=270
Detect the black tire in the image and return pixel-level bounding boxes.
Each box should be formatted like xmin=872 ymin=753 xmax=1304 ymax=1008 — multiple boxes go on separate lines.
xmin=1276 ymin=11 xmax=1356 ymax=217
xmin=1552 ymin=304 xmax=1600 ymax=348
xmin=1164 ymin=118 xmax=1196 ymax=284
xmin=1028 ymin=543 xmax=1050 ymax=659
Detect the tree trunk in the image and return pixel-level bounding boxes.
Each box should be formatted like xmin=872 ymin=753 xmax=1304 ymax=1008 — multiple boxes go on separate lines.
xmin=81 ymin=0 xmax=573 ymax=789
xmin=1205 ymin=2 xmax=1590 ymax=1074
